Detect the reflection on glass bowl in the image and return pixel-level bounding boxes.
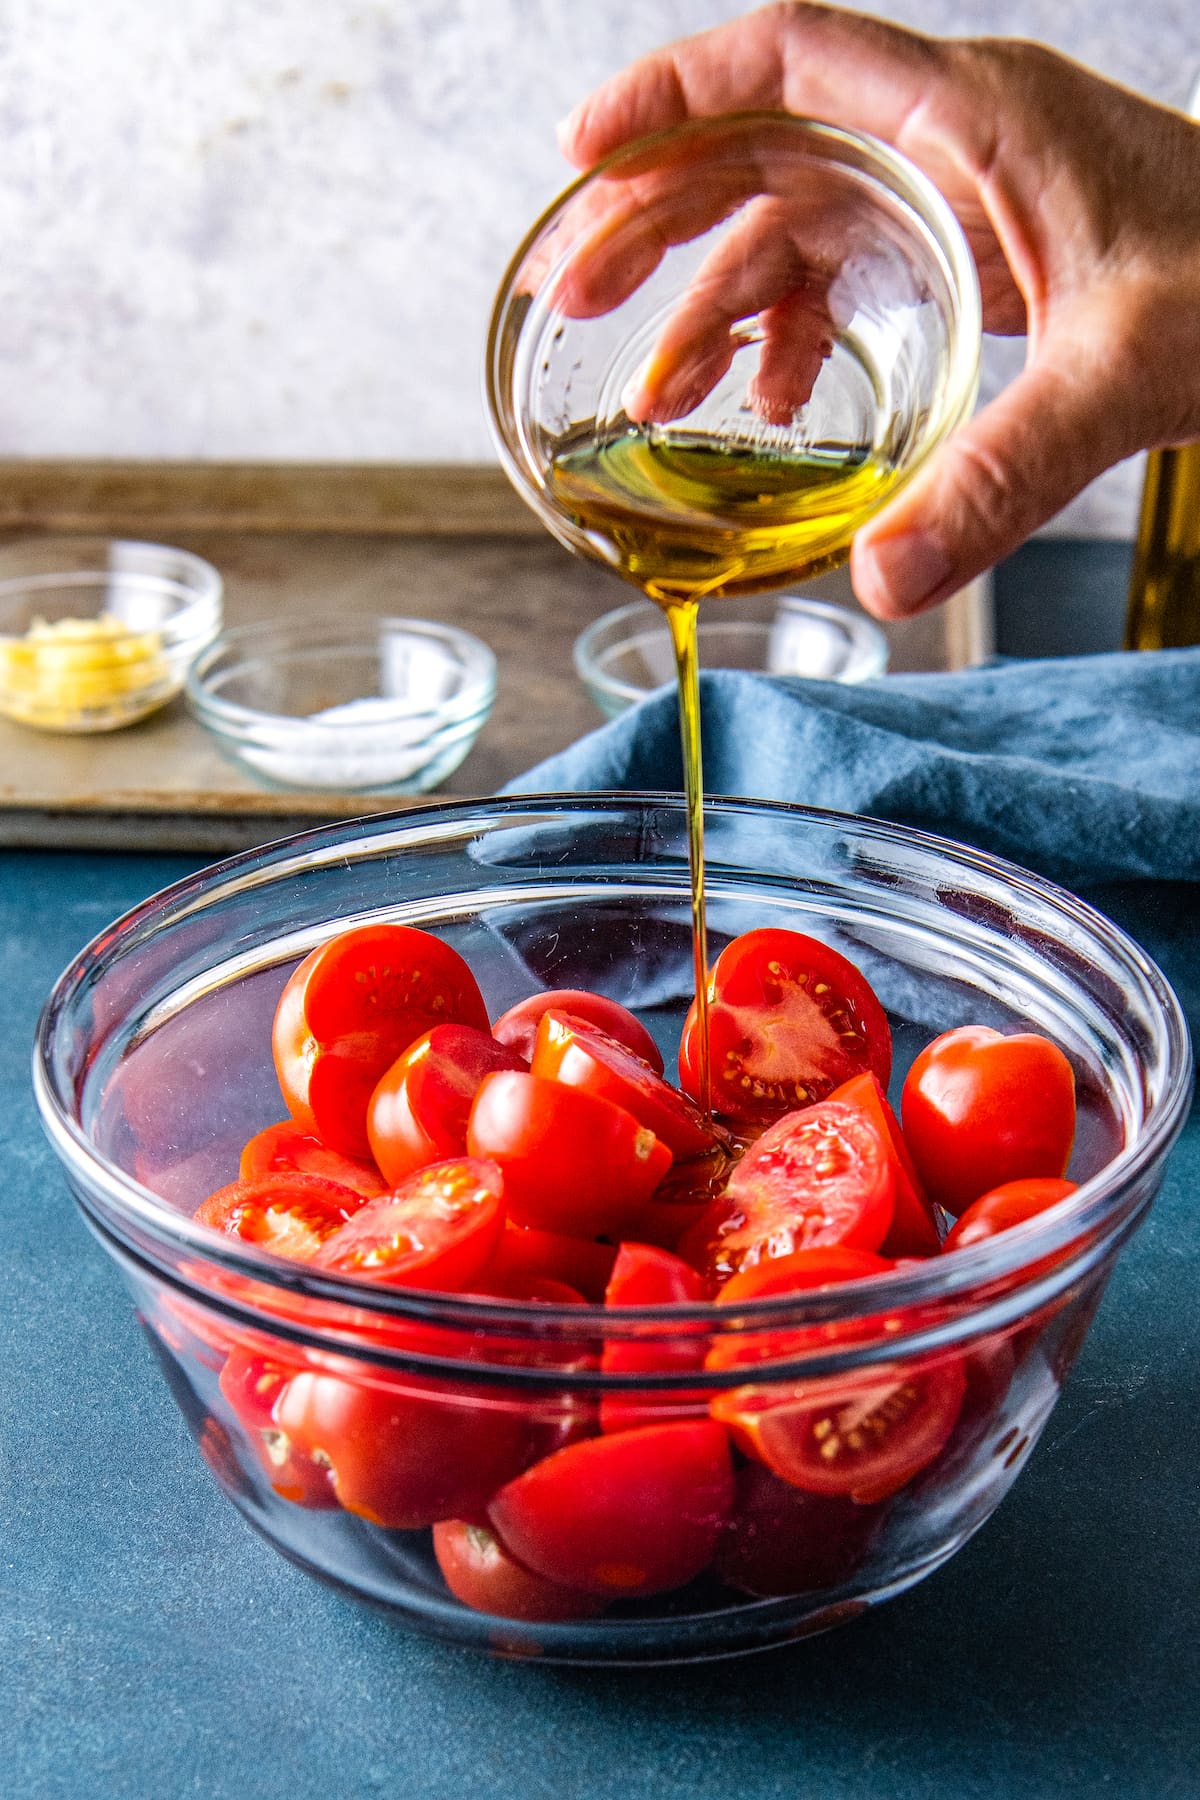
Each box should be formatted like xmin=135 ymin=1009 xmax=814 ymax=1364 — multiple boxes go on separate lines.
xmin=575 ymin=595 xmax=888 ymax=718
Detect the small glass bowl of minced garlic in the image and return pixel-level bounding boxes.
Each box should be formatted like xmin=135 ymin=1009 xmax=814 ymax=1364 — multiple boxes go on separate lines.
xmin=0 ymin=537 xmax=222 ymax=732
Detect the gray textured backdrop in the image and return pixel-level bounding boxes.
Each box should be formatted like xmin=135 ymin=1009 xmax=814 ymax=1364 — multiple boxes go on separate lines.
xmin=1 ymin=0 xmax=1195 ymax=533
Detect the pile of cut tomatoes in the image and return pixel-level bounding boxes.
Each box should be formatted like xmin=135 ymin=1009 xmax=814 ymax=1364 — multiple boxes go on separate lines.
xmin=186 ymin=920 xmax=1080 ymax=1620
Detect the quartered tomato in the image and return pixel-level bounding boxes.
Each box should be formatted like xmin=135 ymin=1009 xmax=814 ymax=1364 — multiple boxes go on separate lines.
xmin=712 ymin=1353 xmax=966 ymax=1502
xmin=367 ymin=1024 xmax=525 ymax=1187
xmin=531 ymin=1011 xmax=716 ymax=1158
xmin=487 ymin=1420 xmax=735 ymax=1599
xmin=943 ymin=1177 xmax=1078 ymax=1251
xmin=467 ymin=1071 xmax=672 ymax=1239
xmin=706 ymin=1246 xmax=895 ymax=1374
xmin=493 ymin=988 xmax=663 ymax=1073
xmin=482 ymin=1225 xmax=617 ymax=1303
xmin=682 ymin=1099 xmax=895 ymax=1285
xmin=276 ymin=1358 xmax=533 ymax=1531
xmin=239 ymin=1120 xmax=389 ymax=1200
xmin=433 ymin=1520 xmax=606 ymax=1623
xmin=901 ymin=1026 xmax=1077 ymax=1217
xmin=314 ymin=1157 xmax=505 ymax=1293
xmin=599 ymin=1243 xmax=709 ymax=1434
xmin=678 ymin=929 xmax=893 ymax=1125
xmin=827 ymin=1072 xmax=941 ymax=1257
xmin=194 ymin=1171 xmax=365 ymax=1261
xmin=272 ymin=923 xmax=490 ymax=1159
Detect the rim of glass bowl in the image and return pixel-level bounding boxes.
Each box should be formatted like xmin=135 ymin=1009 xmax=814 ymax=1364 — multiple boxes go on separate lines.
xmin=485 ymin=110 xmax=983 ymax=526
xmin=33 ymin=794 xmax=1191 ymax=1385
xmin=0 ymin=535 xmax=223 ymax=649
xmin=574 ymin=597 xmax=891 ymax=707
xmin=185 ymin=616 xmax=498 ymax=744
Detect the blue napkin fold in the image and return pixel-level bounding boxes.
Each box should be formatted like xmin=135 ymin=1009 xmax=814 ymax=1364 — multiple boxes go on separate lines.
xmin=508 ymin=646 xmax=1200 ymax=1038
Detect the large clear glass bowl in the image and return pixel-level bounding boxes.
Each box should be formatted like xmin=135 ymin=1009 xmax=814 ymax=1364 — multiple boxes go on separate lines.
xmin=33 ymin=797 xmax=1191 ymax=1663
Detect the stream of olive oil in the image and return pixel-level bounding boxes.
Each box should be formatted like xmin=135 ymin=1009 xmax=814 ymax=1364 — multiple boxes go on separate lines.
xmin=550 ymin=427 xmax=897 ymax=1116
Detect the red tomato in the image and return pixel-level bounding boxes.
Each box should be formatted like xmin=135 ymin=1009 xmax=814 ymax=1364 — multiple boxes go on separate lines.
xmin=678 ymin=929 xmax=893 ymax=1125
xmin=272 ymin=924 xmax=489 ymax=1159
xmin=715 ymin=1462 xmax=884 ymax=1597
xmin=901 ymin=1026 xmax=1077 ymax=1216
xmin=827 ymin=1072 xmax=941 ymax=1257
xmin=599 ymin=1243 xmax=709 ymax=1434
xmin=483 ymin=1225 xmax=617 ymax=1303
xmin=314 ymin=1157 xmax=505 ymax=1292
xmin=276 ymin=1359 xmax=533 ymax=1530
xmin=239 ymin=1120 xmax=389 ymax=1200
xmin=367 ymin=1025 xmax=525 ymax=1186
xmin=487 ymin=1420 xmax=735 ymax=1598
xmin=531 ymin=1011 xmax=716 ymax=1159
xmin=467 ymin=1071 xmax=672 ymax=1239
xmin=219 ymin=1346 xmax=339 ymax=1508
xmin=681 ymin=1099 xmax=895 ymax=1285
xmin=943 ymin=1177 xmax=1079 ymax=1251
xmin=433 ymin=1520 xmax=607 ymax=1623
xmin=706 ymin=1246 xmax=895 ymax=1374
xmin=712 ymin=1354 xmax=966 ymax=1501
xmin=194 ymin=1171 xmax=364 ymax=1261
xmin=493 ymin=988 xmax=663 ymax=1073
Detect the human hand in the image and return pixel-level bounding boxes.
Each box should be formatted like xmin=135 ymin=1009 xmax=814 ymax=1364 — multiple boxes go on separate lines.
xmin=558 ymin=3 xmax=1200 ymax=617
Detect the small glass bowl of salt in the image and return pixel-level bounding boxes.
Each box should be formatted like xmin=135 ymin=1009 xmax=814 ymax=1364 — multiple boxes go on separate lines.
xmin=185 ymin=617 xmax=496 ymax=793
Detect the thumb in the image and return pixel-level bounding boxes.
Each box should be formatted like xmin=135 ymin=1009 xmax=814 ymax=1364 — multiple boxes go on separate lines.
xmin=850 ymin=334 xmax=1130 ymax=619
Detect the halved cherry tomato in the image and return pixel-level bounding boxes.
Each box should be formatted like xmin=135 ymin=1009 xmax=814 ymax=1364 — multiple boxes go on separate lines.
xmin=272 ymin=923 xmax=490 ymax=1159
xmin=827 ymin=1072 xmax=941 ymax=1257
xmin=487 ymin=1420 xmax=735 ymax=1598
xmin=531 ymin=1011 xmax=716 ymax=1159
xmin=943 ymin=1177 xmax=1078 ymax=1251
xmin=901 ymin=1026 xmax=1077 ymax=1216
xmin=599 ymin=1243 xmax=709 ymax=1434
xmin=276 ymin=1358 xmax=533 ymax=1530
xmin=715 ymin=1462 xmax=883 ymax=1597
xmin=219 ymin=1346 xmax=339 ymax=1508
xmin=239 ymin=1120 xmax=389 ymax=1200
xmin=483 ymin=1225 xmax=617 ymax=1303
xmin=712 ymin=1353 xmax=966 ymax=1501
xmin=194 ymin=1171 xmax=364 ymax=1261
xmin=367 ymin=1024 xmax=525 ymax=1187
xmin=681 ymin=1099 xmax=895 ymax=1285
xmin=706 ymin=1246 xmax=895 ymax=1374
xmin=678 ymin=929 xmax=893 ymax=1124
xmin=467 ymin=1071 xmax=672 ymax=1239
xmin=433 ymin=1520 xmax=606 ymax=1623
xmin=314 ymin=1157 xmax=505 ymax=1292
xmin=494 ymin=988 xmax=663 ymax=1073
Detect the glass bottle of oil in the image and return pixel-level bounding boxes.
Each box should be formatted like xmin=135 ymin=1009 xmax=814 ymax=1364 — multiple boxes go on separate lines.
xmin=1125 ymin=441 xmax=1200 ymax=649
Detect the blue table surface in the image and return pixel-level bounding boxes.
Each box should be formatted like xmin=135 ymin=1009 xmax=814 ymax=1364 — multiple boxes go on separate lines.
xmin=3 ymin=847 xmax=1197 ymax=1800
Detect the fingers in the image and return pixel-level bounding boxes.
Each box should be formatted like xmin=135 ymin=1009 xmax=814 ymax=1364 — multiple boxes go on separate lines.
xmin=851 ymin=330 xmax=1129 ymax=618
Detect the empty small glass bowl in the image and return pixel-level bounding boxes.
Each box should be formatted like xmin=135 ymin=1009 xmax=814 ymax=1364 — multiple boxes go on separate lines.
xmin=0 ymin=536 xmax=223 ymax=732
xmin=185 ymin=617 xmax=497 ymax=794
xmin=576 ymin=595 xmax=889 ymax=718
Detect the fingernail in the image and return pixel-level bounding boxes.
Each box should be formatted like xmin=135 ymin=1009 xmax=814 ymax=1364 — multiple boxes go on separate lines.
xmin=861 ymin=530 xmax=954 ymax=615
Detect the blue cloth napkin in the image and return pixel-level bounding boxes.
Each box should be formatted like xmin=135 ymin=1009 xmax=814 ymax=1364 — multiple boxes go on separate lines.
xmin=508 ymin=646 xmax=1200 ymax=1037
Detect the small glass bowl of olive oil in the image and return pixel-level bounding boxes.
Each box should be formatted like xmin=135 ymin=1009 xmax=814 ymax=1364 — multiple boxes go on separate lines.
xmin=487 ymin=111 xmax=981 ymax=607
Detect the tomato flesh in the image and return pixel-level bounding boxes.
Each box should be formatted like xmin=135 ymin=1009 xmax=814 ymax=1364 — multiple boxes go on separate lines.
xmin=467 ymin=1070 xmax=672 ymax=1239
xmin=902 ymin=1025 xmax=1076 ymax=1217
xmin=493 ymin=987 xmax=663 ymax=1073
xmin=679 ymin=928 xmax=893 ymax=1124
xmin=531 ymin=1010 xmax=716 ymax=1158
xmin=827 ymin=1072 xmax=941 ymax=1257
xmin=367 ymin=1024 xmax=525 ymax=1187
xmin=488 ymin=1421 xmax=735 ymax=1598
xmin=272 ymin=923 xmax=489 ymax=1159
xmin=314 ymin=1157 xmax=505 ymax=1292
xmin=194 ymin=1171 xmax=364 ymax=1261
xmin=713 ymin=1355 xmax=966 ymax=1501
xmin=239 ymin=1120 xmax=389 ymax=1199
xmin=683 ymin=1099 xmax=895 ymax=1285
xmin=219 ymin=1346 xmax=339 ymax=1508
